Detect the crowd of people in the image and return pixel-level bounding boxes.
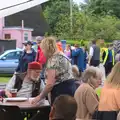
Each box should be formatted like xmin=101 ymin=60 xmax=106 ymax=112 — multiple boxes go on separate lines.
xmin=1 ymin=36 xmax=120 ymax=120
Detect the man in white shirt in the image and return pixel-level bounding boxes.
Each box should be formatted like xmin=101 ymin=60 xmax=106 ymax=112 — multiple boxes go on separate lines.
xmin=88 ymin=40 xmax=100 ymax=67
xmin=5 ymin=62 xmax=45 ymax=98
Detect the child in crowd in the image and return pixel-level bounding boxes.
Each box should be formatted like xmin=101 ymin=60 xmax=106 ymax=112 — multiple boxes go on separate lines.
xmin=72 ymin=65 xmax=82 ymax=88
xmin=64 ymin=44 xmax=71 ymax=59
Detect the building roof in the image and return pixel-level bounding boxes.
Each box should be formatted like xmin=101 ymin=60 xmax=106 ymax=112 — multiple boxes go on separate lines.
xmin=3 ymin=26 xmax=33 ymax=31
xmin=0 ymin=0 xmax=49 ymax=18
xmin=6 ymin=5 xmax=50 ymax=36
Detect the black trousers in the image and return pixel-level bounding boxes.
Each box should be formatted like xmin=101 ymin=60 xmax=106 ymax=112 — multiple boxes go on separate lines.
xmin=104 ymin=62 xmax=113 ymax=76
xmin=90 ymin=60 xmax=100 ymax=67
xmin=51 ymin=80 xmax=76 ymax=105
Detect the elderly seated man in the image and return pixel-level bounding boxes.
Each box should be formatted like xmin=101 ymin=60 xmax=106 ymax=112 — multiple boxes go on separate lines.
xmin=5 ymin=62 xmax=45 ymax=98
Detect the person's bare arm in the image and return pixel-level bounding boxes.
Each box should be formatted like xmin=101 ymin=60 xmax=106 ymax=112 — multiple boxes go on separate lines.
xmin=31 ymin=69 xmax=56 ymax=104
xmin=88 ymin=47 xmax=94 ymax=65
xmin=5 ymin=75 xmax=16 ymax=97
xmin=88 ymin=55 xmax=92 ymax=65
xmin=5 ymin=90 xmax=12 ymax=98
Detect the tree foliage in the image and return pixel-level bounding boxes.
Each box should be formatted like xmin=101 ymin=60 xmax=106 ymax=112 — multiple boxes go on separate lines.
xmin=43 ymin=0 xmax=79 ymax=38
xmin=82 ymin=0 xmax=120 ymax=18
xmin=43 ymin=0 xmax=120 ymax=41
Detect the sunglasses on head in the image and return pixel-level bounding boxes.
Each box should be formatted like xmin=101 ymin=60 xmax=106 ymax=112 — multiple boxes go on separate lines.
xmin=24 ymin=44 xmax=27 ymax=46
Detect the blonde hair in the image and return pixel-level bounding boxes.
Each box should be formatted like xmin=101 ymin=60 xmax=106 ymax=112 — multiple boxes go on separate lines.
xmin=106 ymin=62 xmax=120 ymax=88
xmin=41 ymin=36 xmax=57 ymax=58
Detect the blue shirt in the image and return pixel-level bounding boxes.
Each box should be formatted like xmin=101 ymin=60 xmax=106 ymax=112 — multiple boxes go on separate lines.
xmin=71 ymin=48 xmax=84 ymax=72
xmin=16 ymin=49 xmax=36 ymax=73
xmin=108 ymin=50 xmax=112 ymax=62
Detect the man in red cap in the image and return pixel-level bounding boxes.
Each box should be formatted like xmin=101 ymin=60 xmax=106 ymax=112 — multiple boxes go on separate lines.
xmin=5 ymin=62 xmax=45 ymax=98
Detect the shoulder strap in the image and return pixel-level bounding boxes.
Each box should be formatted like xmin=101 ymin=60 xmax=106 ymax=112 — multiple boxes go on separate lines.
xmin=14 ymin=75 xmax=24 ymax=92
xmin=32 ymin=79 xmax=41 ymax=97
xmin=55 ymin=53 xmax=71 ymax=63
xmin=14 ymin=73 xmax=26 ymax=91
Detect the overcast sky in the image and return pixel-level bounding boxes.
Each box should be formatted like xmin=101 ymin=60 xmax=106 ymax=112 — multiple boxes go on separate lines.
xmin=73 ymin=0 xmax=84 ymax=4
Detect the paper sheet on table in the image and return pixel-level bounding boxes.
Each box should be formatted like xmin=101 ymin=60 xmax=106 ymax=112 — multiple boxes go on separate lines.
xmin=29 ymin=98 xmax=50 ymax=106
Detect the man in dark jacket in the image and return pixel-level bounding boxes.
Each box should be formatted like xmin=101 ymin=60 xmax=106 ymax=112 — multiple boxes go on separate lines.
xmin=5 ymin=62 xmax=45 ymax=98
xmin=102 ymin=44 xmax=115 ymax=75
xmin=71 ymin=44 xmax=84 ymax=72
xmin=16 ymin=41 xmax=36 ymax=73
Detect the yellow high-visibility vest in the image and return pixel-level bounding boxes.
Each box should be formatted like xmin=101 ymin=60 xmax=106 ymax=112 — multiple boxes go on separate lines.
xmin=112 ymin=50 xmax=115 ymax=65
xmin=100 ymin=47 xmax=107 ymax=62
xmin=103 ymin=49 xmax=115 ymax=65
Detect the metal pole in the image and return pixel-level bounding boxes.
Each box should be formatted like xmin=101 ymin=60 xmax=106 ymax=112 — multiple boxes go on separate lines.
xmin=21 ymin=20 xmax=24 ymax=48
xmin=70 ymin=0 xmax=73 ymax=34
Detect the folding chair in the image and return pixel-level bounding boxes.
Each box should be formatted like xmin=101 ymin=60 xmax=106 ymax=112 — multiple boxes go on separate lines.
xmin=0 ymin=105 xmax=24 ymax=120
xmin=29 ymin=106 xmax=51 ymax=120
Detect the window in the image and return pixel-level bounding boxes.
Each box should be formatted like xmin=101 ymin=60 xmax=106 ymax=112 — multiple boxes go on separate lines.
xmin=4 ymin=51 xmax=22 ymax=60
xmin=24 ymin=33 xmax=28 ymax=41
xmin=16 ymin=51 xmax=22 ymax=59
xmin=5 ymin=34 xmax=11 ymax=39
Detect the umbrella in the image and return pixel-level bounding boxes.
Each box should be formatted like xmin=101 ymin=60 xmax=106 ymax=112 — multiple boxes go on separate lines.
xmin=0 ymin=0 xmax=49 ymax=18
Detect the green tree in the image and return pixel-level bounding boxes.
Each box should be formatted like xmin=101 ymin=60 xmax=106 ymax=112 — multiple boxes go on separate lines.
xmin=43 ymin=0 xmax=79 ymax=38
xmin=43 ymin=0 xmax=120 ymax=41
xmin=71 ymin=12 xmax=120 ymax=41
xmin=81 ymin=0 xmax=120 ymax=18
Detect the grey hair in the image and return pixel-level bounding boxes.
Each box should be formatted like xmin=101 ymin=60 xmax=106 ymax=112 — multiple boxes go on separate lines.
xmin=72 ymin=65 xmax=80 ymax=78
xmin=82 ymin=66 xmax=102 ymax=83
xmin=36 ymin=36 xmax=44 ymax=41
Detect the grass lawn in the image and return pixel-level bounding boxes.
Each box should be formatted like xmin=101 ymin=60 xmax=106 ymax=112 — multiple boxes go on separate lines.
xmin=0 ymin=77 xmax=10 ymax=83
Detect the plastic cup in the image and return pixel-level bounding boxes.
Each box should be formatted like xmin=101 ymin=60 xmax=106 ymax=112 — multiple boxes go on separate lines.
xmin=10 ymin=89 xmax=17 ymax=97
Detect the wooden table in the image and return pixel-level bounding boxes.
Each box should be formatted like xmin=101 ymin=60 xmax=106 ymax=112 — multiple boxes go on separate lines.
xmin=0 ymin=99 xmax=50 ymax=111
xmin=0 ymin=99 xmax=50 ymax=119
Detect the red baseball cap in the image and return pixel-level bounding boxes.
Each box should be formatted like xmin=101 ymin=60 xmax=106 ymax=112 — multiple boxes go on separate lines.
xmin=28 ymin=62 xmax=42 ymax=70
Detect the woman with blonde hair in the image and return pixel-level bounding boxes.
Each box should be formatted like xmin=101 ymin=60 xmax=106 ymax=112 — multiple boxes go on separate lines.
xmin=74 ymin=66 xmax=102 ymax=120
xmin=99 ymin=62 xmax=120 ymax=111
xmin=31 ymin=36 xmax=76 ymax=105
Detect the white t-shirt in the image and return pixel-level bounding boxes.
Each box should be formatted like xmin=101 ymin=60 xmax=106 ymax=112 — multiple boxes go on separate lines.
xmin=89 ymin=46 xmax=94 ymax=57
